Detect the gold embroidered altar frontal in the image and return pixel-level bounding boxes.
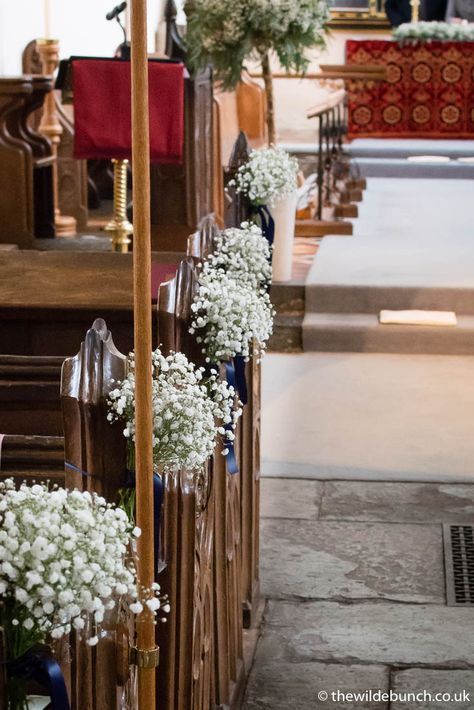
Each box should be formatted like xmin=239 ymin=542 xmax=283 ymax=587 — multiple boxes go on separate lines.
xmin=346 ymin=39 xmax=474 ymax=138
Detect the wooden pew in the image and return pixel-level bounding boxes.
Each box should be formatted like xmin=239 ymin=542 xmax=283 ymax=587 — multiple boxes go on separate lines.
xmin=157 ymin=259 xmax=219 ymax=709
xmin=0 ymin=434 xmax=64 ymax=484
xmin=60 ymin=317 xmax=133 ymax=710
xmin=0 ymin=354 xmax=64 ymax=485
xmin=0 ymin=76 xmax=55 ymax=248
xmin=0 ymin=355 xmax=63 ymax=436
xmin=218 ymin=141 xmax=262 ymax=629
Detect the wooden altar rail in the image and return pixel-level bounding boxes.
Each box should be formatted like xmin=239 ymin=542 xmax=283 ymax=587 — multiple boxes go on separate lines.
xmin=297 ymin=90 xmax=356 ymax=235
xmin=249 ymin=65 xmax=387 ymax=81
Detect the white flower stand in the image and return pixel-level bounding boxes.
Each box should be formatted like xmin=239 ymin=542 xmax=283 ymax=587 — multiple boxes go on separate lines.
xmin=269 ymin=190 xmax=298 ymax=282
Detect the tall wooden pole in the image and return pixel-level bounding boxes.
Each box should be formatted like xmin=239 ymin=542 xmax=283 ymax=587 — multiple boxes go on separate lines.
xmin=130 ymin=0 xmax=156 ymax=708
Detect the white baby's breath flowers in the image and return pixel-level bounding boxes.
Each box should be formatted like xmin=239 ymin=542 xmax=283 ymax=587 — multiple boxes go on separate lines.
xmin=203 ymin=222 xmax=272 ymax=290
xmin=0 ymin=480 xmax=163 ymax=654
xmin=231 ymin=146 xmax=299 ymax=206
xmin=394 ymin=21 xmax=474 ymax=42
xmin=108 ymin=349 xmax=240 ymax=471
xmin=190 ymin=269 xmax=275 ymax=363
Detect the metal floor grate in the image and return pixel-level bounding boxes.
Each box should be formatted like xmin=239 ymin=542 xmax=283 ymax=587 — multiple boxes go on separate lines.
xmin=443 ymin=524 xmax=474 ymax=606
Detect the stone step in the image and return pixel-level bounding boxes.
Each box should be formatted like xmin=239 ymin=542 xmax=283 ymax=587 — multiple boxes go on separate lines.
xmin=306 ymin=284 xmax=474 ymax=315
xmin=302 ymin=312 xmax=474 ymax=354
xmin=354 ymin=157 xmax=474 ymax=180
xmin=269 ymin=314 xmax=303 ymax=352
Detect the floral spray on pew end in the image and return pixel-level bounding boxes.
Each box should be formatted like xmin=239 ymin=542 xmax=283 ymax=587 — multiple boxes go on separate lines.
xmin=189 ymin=268 xmax=275 ymax=365
xmin=203 ymin=222 xmax=273 ymax=292
xmin=0 ymin=479 xmax=168 ymax=710
xmin=229 ymin=147 xmax=300 ymax=282
xmin=107 ymin=348 xmax=242 ymax=480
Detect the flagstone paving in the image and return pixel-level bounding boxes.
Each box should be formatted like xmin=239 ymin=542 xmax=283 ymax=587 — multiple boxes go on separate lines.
xmin=244 ymin=478 xmax=474 ymax=709
xmin=260 ymin=519 xmax=444 ymax=604
xmin=390 ymin=670 xmax=474 ymax=710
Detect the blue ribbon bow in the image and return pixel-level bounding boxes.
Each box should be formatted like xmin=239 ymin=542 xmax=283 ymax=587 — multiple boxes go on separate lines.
xmin=223 ymin=362 xmax=239 ymax=475
xmin=233 ymin=355 xmax=248 ymax=406
xmin=7 ymin=645 xmax=70 ymax=710
xmin=255 ymin=205 xmax=275 ymax=248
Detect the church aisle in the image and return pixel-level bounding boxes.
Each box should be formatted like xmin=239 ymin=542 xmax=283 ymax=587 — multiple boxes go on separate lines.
xmin=244 ymin=477 xmax=474 ymax=709
xmin=246 ymin=172 xmax=474 ymax=707
xmin=261 ymin=352 xmax=474 ymax=481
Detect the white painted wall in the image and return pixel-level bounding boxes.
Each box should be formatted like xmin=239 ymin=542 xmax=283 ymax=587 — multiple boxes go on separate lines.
xmin=273 ymin=29 xmax=390 ymax=142
xmin=0 ymin=0 xmax=168 ymax=75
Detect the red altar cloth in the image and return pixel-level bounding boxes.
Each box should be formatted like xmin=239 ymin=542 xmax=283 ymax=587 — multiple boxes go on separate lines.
xmin=72 ymin=59 xmax=184 ymax=163
xmin=346 ymin=40 xmax=474 ymax=139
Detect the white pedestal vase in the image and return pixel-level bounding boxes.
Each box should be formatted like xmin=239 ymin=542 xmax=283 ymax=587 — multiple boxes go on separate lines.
xmin=268 ymin=190 xmax=298 ymax=282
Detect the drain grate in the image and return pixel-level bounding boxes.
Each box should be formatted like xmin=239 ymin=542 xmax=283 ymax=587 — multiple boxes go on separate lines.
xmin=443 ymin=525 xmax=474 ymax=606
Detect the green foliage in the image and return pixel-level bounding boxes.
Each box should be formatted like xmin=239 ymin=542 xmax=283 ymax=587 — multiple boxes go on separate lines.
xmin=185 ymin=0 xmax=330 ymax=89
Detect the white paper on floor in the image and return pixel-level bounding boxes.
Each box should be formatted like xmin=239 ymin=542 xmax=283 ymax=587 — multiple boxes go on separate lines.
xmin=379 ymin=310 xmax=457 ymax=326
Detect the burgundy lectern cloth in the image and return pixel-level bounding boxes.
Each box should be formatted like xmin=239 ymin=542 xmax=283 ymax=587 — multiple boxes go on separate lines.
xmin=72 ymin=59 xmax=184 ymax=163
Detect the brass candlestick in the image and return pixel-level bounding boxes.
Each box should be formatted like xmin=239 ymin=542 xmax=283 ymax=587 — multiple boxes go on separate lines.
xmin=37 ymin=38 xmax=77 ymax=237
xmin=410 ymin=0 xmax=421 ymax=21
xmin=104 ymin=159 xmax=133 ymax=253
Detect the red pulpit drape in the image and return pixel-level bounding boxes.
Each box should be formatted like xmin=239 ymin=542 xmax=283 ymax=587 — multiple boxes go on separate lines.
xmin=72 ymin=59 xmax=185 ymax=163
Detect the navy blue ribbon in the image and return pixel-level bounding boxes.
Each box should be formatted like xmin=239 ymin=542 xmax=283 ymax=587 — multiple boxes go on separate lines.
xmin=223 ymin=362 xmax=239 ymax=475
xmin=7 ymin=645 xmax=70 ymax=710
xmin=125 ymin=470 xmax=164 ymax=576
xmin=255 ymin=205 xmax=275 ymax=248
xmin=233 ymin=355 xmax=248 ymax=406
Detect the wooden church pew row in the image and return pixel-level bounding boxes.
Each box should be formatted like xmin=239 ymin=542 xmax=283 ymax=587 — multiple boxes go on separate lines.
xmin=60 ymin=317 xmax=132 ymax=710
xmin=0 ymin=434 xmax=64 ymax=484
xmin=157 ymin=258 xmax=245 ymax=709
xmin=0 ymin=354 xmax=63 ymax=436
xmin=220 ymin=139 xmax=262 ymax=629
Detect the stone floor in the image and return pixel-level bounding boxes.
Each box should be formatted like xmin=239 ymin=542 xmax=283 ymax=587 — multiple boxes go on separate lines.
xmin=243 ymin=478 xmax=474 ymax=709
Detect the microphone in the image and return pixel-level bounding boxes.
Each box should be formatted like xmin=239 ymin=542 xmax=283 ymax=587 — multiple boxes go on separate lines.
xmin=106 ymin=2 xmax=127 ymax=21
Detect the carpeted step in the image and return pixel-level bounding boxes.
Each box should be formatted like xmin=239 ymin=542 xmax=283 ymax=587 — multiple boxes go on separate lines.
xmin=306 ymin=285 xmax=474 ymax=316
xmin=346 ymin=138 xmax=474 ymax=160
xmin=354 ymin=157 xmax=474 ymax=179
xmin=302 ymin=313 xmax=474 ymax=354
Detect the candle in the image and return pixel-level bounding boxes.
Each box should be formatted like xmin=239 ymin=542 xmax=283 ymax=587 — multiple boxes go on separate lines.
xmin=44 ymin=0 xmax=51 ymax=38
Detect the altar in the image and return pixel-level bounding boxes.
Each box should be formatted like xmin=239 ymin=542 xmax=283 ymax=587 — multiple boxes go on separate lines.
xmin=346 ymin=39 xmax=474 ymax=138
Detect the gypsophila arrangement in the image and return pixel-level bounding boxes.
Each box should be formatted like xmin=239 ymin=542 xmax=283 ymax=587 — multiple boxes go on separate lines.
xmin=203 ymin=222 xmax=272 ymax=290
xmin=0 ymin=480 xmax=166 ymax=661
xmin=190 ymin=269 xmax=275 ymax=362
xmin=394 ymin=21 xmax=474 ymax=42
xmin=231 ymin=147 xmax=299 ymax=206
xmin=108 ymin=349 xmax=241 ymax=472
